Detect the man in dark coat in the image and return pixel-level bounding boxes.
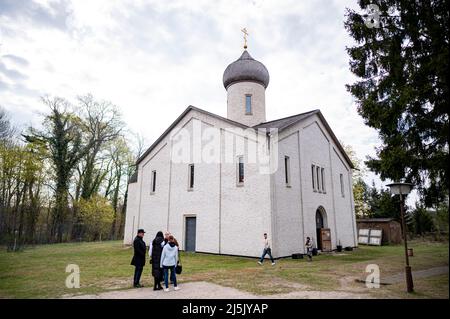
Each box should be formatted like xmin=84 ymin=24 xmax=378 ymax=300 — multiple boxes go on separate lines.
xmin=130 ymin=229 xmax=146 ymax=288
xmin=150 ymin=231 xmax=164 ymax=290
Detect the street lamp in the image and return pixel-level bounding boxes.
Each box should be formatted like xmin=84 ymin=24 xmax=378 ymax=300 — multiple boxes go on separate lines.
xmin=386 ymin=182 xmax=414 ymax=293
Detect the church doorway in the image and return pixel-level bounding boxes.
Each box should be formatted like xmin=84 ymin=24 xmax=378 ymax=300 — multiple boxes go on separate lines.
xmin=315 ymin=206 xmax=331 ymax=251
xmin=185 ymin=216 xmax=197 ymax=252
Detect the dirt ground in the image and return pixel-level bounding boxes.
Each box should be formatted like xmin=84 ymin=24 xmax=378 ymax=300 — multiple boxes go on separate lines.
xmin=65 ymin=281 xmax=371 ymax=299
xmin=64 ymin=266 xmax=448 ymax=299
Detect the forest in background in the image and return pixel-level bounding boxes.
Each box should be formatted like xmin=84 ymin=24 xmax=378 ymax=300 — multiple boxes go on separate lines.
xmin=0 ymin=95 xmax=148 ymax=249
xmin=1 ymin=96 xmax=448 ymax=250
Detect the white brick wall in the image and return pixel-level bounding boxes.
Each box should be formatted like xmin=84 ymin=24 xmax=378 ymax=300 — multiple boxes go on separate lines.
xmin=124 ymin=109 xmax=272 ymax=257
xmin=271 ymin=131 xmax=304 ymax=257
xmin=331 ymin=149 xmax=358 ymax=248
xmin=269 ymin=114 xmax=357 ymax=256
xmin=124 ymin=109 xmax=357 ymax=257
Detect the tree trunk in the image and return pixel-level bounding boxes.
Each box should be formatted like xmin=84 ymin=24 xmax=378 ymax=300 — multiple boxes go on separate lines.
xmin=52 ymin=176 xmax=69 ymax=243
xmin=110 ymin=170 xmax=121 ymax=239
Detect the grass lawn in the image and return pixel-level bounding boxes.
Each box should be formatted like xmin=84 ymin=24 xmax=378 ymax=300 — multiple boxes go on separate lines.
xmin=0 ymin=239 xmax=448 ymax=299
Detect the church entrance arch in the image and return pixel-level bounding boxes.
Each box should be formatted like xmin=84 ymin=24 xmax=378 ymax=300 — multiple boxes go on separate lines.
xmin=315 ymin=206 xmax=330 ymax=251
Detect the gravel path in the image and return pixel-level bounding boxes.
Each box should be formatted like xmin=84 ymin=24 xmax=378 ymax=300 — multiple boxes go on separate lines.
xmin=65 ymin=281 xmax=370 ymax=299
xmin=382 ymin=266 xmax=449 ymax=284
xmin=63 ymin=267 xmax=448 ymax=299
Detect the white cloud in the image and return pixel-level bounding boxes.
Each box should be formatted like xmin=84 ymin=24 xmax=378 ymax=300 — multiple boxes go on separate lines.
xmin=1 ymin=0 xmax=415 ymax=204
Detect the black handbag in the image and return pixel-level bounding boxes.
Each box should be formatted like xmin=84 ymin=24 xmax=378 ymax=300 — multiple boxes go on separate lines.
xmin=175 ymin=253 xmax=182 ymax=274
xmin=175 ymin=263 xmax=182 ymax=274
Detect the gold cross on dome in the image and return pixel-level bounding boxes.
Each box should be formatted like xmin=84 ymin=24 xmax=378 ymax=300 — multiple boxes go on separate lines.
xmin=241 ymin=28 xmax=249 ymax=49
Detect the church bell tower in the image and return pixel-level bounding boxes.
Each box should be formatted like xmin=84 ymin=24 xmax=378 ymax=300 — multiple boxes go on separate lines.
xmin=222 ymin=30 xmax=270 ymax=127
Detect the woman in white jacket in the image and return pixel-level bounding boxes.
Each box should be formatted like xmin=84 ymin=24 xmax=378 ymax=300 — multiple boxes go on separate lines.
xmin=160 ymin=235 xmax=179 ymax=291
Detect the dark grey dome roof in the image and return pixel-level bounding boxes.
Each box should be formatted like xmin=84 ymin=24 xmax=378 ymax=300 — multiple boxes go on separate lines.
xmin=223 ymin=50 xmax=270 ymax=89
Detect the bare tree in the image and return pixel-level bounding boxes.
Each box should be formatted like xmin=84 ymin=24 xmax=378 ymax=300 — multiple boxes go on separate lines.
xmin=76 ymin=94 xmax=124 ymax=200
xmin=0 ymin=106 xmax=15 ymax=142
xmin=25 ymin=96 xmax=95 ymax=242
xmin=132 ymin=132 xmax=148 ymax=161
xmin=105 ymin=137 xmax=133 ymax=238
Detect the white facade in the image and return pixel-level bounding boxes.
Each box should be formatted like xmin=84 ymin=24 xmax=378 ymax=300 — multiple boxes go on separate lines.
xmin=124 ymin=108 xmax=272 ymax=257
xmin=123 ymin=50 xmax=357 ymax=258
xmin=270 ymin=114 xmax=358 ymax=257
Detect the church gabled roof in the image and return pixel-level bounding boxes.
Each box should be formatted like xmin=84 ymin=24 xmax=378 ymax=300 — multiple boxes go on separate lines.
xmin=253 ymin=109 xmax=319 ymax=130
xmin=128 ymin=170 xmax=138 ymax=184
xmin=135 ymin=106 xmax=354 ymax=170
xmin=254 ymin=109 xmax=355 ymax=169
xmin=135 ymin=105 xmax=249 ymax=166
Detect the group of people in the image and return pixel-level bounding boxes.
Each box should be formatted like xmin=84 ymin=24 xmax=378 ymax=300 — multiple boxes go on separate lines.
xmin=130 ymin=229 xmax=181 ymax=292
xmin=257 ymin=233 xmax=315 ymax=264
xmin=131 ymin=230 xmax=315 ymax=290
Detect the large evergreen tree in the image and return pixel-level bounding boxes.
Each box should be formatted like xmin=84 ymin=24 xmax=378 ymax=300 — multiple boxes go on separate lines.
xmin=345 ymin=0 xmax=449 ymax=207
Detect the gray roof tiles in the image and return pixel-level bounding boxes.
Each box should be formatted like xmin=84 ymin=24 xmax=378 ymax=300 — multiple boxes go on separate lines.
xmin=128 ymin=170 xmax=138 ymax=184
xmin=254 ymin=109 xmax=354 ymax=169
xmin=134 ymin=105 xmax=354 ymax=171
xmin=253 ymin=110 xmax=320 ymax=130
xmin=223 ymin=50 xmax=270 ymax=89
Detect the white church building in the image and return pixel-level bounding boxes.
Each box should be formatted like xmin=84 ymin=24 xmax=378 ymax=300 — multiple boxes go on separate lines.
xmin=123 ymin=49 xmax=358 ymax=258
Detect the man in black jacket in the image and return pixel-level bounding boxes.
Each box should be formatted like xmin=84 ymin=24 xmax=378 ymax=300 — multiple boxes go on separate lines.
xmin=130 ymin=229 xmax=146 ymax=288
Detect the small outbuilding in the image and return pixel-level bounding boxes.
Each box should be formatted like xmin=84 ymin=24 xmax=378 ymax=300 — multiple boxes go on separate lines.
xmin=356 ymin=218 xmax=402 ymax=245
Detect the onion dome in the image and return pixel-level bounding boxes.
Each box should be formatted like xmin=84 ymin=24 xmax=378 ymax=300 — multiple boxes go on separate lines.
xmin=223 ymin=50 xmax=270 ymax=89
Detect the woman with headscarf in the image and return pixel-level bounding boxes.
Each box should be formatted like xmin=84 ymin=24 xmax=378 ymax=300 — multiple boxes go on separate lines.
xmin=150 ymin=231 xmax=164 ymax=290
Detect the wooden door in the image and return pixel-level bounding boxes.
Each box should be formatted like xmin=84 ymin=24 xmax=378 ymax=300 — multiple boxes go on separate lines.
xmin=319 ymin=228 xmax=332 ymax=252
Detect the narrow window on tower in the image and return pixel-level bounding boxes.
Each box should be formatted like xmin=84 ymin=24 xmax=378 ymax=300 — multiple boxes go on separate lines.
xmin=284 ymin=156 xmax=291 ymax=187
xmin=340 ymin=173 xmax=345 ymax=197
xmin=150 ymin=170 xmax=156 ymax=194
xmin=245 ymin=95 xmax=252 ymax=114
xmin=312 ymin=164 xmax=316 ymax=191
xmin=237 ymin=156 xmax=244 ymax=185
xmin=188 ymin=164 xmax=194 ymax=190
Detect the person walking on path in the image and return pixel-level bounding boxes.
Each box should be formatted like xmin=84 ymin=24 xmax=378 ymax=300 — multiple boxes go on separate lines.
xmin=258 ymin=233 xmax=275 ymax=266
xmin=130 ymin=229 xmax=146 ymax=288
xmin=160 ymin=235 xmax=180 ymax=292
xmin=150 ymin=231 xmax=165 ymax=290
xmin=305 ymin=237 xmax=313 ymax=262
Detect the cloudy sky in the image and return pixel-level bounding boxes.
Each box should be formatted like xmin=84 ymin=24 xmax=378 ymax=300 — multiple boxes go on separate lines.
xmin=1 ymin=0 xmax=415 ymax=202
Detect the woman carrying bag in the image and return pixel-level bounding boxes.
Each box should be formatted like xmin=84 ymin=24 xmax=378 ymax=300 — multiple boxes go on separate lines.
xmin=160 ymin=235 xmax=180 ymax=292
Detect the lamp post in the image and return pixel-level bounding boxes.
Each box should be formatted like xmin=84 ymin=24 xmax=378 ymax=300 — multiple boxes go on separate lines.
xmin=386 ymin=182 xmax=414 ymax=293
